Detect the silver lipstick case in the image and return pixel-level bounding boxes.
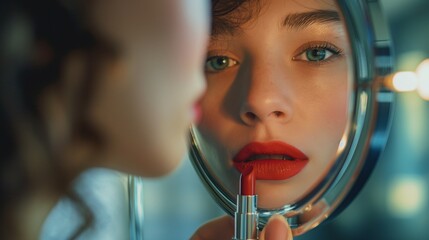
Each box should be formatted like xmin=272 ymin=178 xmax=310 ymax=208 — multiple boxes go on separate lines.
xmin=232 ymin=195 xmax=258 ymax=240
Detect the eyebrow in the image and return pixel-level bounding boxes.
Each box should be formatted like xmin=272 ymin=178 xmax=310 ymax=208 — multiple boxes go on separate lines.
xmin=282 ymin=10 xmax=341 ymax=29
xmin=211 ymin=9 xmax=341 ymax=37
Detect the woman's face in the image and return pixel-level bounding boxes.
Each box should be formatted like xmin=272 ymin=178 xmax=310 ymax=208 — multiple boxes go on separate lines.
xmin=87 ymin=0 xmax=209 ymax=177
xmin=197 ymin=0 xmax=351 ymax=208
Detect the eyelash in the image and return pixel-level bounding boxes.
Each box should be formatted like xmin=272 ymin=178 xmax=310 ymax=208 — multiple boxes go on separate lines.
xmin=293 ymin=42 xmax=343 ymax=64
xmin=205 ymin=54 xmax=239 ymax=73
xmin=205 ymin=42 xmax=344 ymax=73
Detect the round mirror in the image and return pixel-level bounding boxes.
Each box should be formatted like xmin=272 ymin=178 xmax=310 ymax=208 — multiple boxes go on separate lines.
xmin=189 ymin=0 xmax=393 ymax=236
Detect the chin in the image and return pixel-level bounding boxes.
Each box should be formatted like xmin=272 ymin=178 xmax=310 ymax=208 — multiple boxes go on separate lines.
xmin=143 ymin=145 xmax=186 ymax=177
xmin=155 ymin=157 xmax=183 ymax=177
xmin=258 ymin=192 xmax=293 ymax=209
xmin=256 ymin=183 xmax=301 ymax=209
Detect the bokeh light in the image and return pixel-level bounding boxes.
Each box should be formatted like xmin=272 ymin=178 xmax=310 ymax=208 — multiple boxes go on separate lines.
xmin=391 ymin=71 xmax=419 ymax=92
xmin=416 ymin=59 xmax=429 ymax=100
xmin=387 ymin=176 xmax=427 ymax=218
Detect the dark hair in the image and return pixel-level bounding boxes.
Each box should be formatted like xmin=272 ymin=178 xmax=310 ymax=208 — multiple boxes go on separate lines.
xmin=0 ymin=0 xmax=112 ymax=238
xmin=211 ymin=0 xmax=261 ymax=35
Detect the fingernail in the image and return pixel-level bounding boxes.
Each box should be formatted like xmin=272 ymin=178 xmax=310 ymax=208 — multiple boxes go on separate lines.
xmin=264 ymin=214 xmax=290 ymax=240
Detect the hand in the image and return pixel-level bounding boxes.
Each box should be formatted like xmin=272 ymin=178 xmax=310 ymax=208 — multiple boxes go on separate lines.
xmin=190 ymin=214 xmax=292 ymax=240
xmin=259 ymin=214 xmax=293 ymax=240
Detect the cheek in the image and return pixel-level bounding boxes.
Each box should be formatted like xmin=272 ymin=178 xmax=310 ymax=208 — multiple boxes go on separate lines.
xmin=311 ymin=95 xmax=348 ymax=151
xmin=199 ymin=98 xmax=222 ymax=137
xmin=198 ymin=94 xmax=238 ymax=155
xmin=317 ymin=101 xmax=348 ymax=172
xmin=299 ymin=75 xmax=349 ymax=154
xmin=306 ymin=70 xmax=349 ymax=135
xmin=198 ymin=79 xmax=227 ymax=130
xmin=325 ymin=92 xmax=348 ymax=128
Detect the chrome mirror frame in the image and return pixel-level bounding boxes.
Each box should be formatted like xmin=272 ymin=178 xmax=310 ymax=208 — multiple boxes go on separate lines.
xmin=189 ymin=0 xmax=394 ymax=235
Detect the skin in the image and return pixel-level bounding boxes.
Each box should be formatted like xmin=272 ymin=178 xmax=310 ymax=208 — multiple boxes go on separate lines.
xmin=87 ymin=0 xmax=209 ymax=177
xmin=191 ymin=214 xmax=292 ymax=240
xmin=15 ymin=0 xmax=209 ymax=238
xmin=196 ymin=0 xmax=351 ymax=209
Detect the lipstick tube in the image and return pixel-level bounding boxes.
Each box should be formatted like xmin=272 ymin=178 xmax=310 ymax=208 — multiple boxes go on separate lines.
xmin=233 ymin=195 xmax=258 ymax=240
xmin=233 ymin=167 xmax=258 ymax=240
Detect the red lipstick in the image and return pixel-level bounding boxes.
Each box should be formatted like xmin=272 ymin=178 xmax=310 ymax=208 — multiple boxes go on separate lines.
xmin=234 ymin=167 xmax=258 ymax=240
xmin=233 ymin=141 xmax=309 ymax=180
xmin=240 ymin=165 xmax=255 ymax=195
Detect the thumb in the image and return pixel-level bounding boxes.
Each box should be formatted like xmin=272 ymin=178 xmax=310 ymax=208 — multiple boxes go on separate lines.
xmin=260 ymin=214 xmax=293 ymax=240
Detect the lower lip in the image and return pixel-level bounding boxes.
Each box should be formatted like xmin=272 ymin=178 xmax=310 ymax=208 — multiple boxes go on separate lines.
xmin=234 ymin=159 xmax=308 ymax=180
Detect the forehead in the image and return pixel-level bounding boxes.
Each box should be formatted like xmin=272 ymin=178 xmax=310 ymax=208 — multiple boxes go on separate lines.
xmin=212 ymin=0 xmax=341 ymax=36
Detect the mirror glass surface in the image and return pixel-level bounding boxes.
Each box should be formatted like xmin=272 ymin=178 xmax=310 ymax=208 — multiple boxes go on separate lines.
xmin=191 ymin=0 xmax=353 ymax=230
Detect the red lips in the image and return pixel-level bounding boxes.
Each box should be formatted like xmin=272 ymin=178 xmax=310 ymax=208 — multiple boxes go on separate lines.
xmin=233 ymin=141 xmax=309 ymax=180
xmin=192 ymin=102 xmax=202 ymax=124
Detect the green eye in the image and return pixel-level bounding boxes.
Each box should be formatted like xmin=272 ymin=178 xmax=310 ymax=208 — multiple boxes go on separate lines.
xmin=205 ymin=56 xmax=238 ymax=72
xmin=293 ymin=43 xmax=342 ymax=63
xmin=306 ymin=48 xmax=330 ymax=62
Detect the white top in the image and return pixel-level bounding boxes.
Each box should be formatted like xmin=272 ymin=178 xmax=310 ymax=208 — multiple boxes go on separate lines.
xmin=40 ymin=168 xmax=130 ymax=240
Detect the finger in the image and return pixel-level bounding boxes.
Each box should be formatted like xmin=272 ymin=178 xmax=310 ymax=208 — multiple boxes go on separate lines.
xmin=260 ymin=214 xmax=293 ymax=240
xmin=190 ymin=215 xmax=234 ymax=240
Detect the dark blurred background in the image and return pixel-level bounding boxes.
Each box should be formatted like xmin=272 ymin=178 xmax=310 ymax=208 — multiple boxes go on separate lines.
xmin=142 ymin=1 xmax=429 ymax=239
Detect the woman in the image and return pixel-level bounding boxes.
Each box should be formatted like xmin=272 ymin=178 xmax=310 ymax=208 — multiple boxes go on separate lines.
xmin=198 ymin=0 xmax=350 ymax=208
xmin=0 ymin=0 xmax=208 ymax=238
xmin=1 ymin=0 xmax=292 ymax=238
xmin=192 ymin=0 xmax=351 ymax=238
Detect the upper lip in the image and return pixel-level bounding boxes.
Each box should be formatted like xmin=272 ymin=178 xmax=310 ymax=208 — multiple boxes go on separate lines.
xmin=233 ymin=141 xmax=308 ymax=163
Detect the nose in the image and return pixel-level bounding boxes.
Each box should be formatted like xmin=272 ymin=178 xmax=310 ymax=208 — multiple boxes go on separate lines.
xmin=239 ymin=71 xmax=293 ymax=126
xmin=240 ymin=99 xmax=291 ymax=126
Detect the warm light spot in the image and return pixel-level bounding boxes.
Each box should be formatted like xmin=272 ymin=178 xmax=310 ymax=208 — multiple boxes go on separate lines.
xmin=416 ymin=59 xmax=429 ymax=100
xmin=387 ymin=176 xmax=426 ymax=217
xmin=391 ymin=71 xmax=418 ymax=92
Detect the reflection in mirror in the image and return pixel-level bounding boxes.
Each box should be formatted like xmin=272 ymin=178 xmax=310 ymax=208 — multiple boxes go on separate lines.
xmin=191 ymin=0 xmax=353 ymax=224
xmin=195 ymin=0 xmax=352 ymax=208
